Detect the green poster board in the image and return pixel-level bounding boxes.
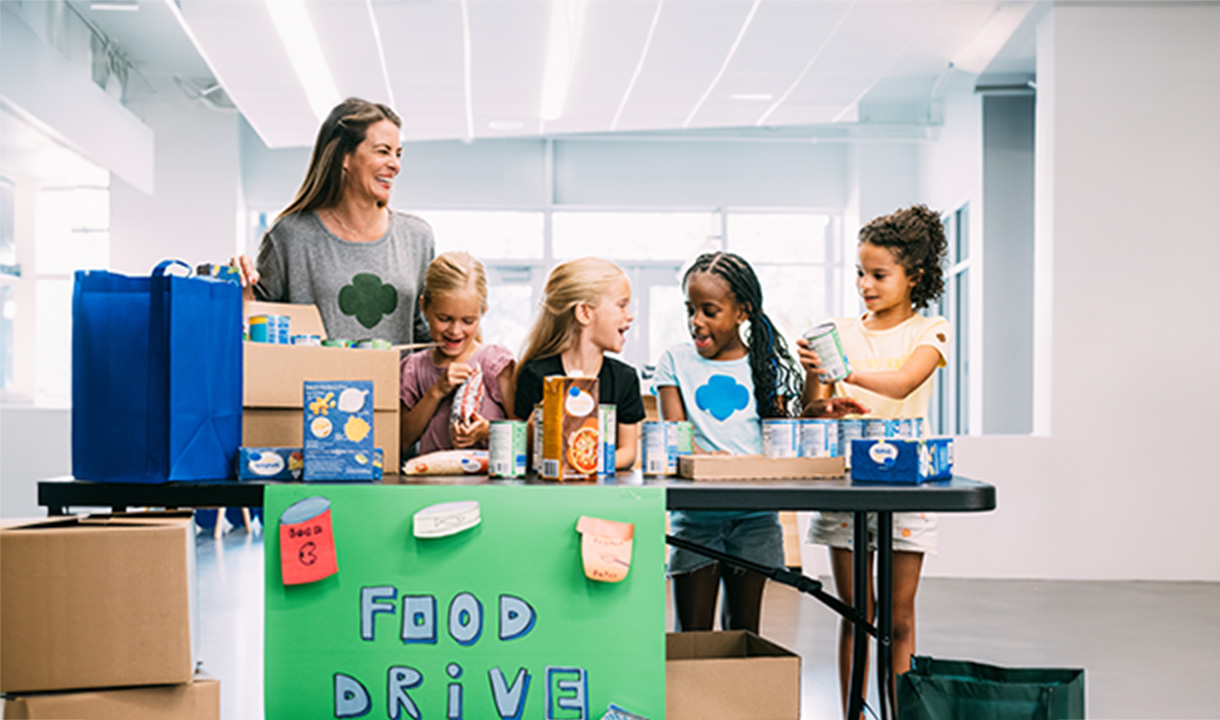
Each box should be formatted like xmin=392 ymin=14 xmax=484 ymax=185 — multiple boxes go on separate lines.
xmin=265 ymin=484 xmax=666 ymax=719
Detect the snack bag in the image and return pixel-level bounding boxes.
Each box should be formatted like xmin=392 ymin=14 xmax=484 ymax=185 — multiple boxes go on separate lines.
xmin=449 ymin=366 xmax=485 ymax=427
xmin=403 ymin=449 xmax=489 ymax=476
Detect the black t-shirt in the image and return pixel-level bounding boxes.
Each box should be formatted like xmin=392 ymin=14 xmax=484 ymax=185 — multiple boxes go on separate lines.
xmin=514 ymin=354 xmax=646 ymax=424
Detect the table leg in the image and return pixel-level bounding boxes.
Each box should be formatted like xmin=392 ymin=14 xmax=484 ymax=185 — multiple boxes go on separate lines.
xmin=846 ymin=511 xmax=869 ymax=720
xmin=876 ymin=511 xmax=894 ymax=720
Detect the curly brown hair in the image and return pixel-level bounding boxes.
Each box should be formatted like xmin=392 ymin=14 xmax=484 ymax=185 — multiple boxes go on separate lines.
xmin=858 ymin=204 xmax=948 ymax=310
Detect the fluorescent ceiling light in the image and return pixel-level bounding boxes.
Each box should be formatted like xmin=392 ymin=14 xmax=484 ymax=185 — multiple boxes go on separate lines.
xmin=730 ymin=93 xmax=773 ymax=101
xmin=540 ymin=0 xmax=586 ymax=121
xmin=683 ymin=0 xmax=761 ymax=129
xmin=610 ymin=0 xmax=664 ymax=131
xmin=265 ymin=0 xmax=341 ymax=123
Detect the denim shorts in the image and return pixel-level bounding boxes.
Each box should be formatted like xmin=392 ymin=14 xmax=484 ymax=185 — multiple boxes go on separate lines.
xmin=667 ymin=510 xmax=785 ymax=577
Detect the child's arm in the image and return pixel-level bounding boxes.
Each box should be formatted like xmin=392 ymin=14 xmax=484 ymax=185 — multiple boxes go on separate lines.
xmin=615 ymin=422 xmax=639 ymax=469
xmin=401 ymin=362 xmax=473 ymax=450
xmin=844 ymin=345 xmax=942 ymax=400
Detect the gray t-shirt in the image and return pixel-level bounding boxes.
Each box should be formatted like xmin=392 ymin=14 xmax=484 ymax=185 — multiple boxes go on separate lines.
xmin=253 ymin=209 xmax=434 ymax=344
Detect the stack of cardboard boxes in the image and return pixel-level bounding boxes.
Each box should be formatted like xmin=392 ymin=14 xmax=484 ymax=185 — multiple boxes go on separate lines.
xmin=0 ymin=512 xmax=218 ymax=719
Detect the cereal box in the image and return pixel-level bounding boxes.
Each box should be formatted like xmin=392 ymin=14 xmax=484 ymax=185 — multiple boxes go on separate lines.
xmin=541 ymin=375 xmax=600 ymax=480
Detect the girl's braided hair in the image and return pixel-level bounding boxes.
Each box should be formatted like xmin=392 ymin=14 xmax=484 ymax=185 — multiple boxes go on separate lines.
xmin=683 ymin=252 xmax=803 ymax=418
xmin=858 ymin=204 xmax=948 ymax=310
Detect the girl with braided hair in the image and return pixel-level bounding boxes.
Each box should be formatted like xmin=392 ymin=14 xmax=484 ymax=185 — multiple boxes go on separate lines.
xmin=654 ymin=251 xmax=866 ymax=632
xmin=799 ymin=204 xmax=950 ymax=713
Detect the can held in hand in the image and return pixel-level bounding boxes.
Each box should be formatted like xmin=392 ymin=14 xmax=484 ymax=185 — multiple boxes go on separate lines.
xmin=642 ymin=421 xmax=670 ymax=476
xmin=799 ymin=419 xmax=835 ymax=458
xmin=598 ymin=404 xmax=617 ymax=475
xmin=803 ymin=322 xmax=851 ymax=383
xmin=839 ymin=418 xmax=866 ymax=465
xmin=762 ymin=419 xmax=800 ymax=458
xmin=489 ymin=420 xmax=527 ymax=478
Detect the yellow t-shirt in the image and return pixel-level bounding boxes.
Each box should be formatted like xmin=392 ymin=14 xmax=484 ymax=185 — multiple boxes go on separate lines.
xmin=831 ymin=313 xmax=951 ymax=421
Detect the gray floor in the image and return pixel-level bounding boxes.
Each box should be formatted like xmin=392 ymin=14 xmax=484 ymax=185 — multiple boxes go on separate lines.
xmin=197 ymin=529 xmax=1220 ymax=719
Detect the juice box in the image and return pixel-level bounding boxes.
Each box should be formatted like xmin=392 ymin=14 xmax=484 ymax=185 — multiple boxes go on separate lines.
xmin=541 ymin=375 xmax=600 ymax=480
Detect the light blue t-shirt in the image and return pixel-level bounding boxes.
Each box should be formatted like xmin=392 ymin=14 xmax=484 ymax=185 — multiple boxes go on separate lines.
xmin=652 ymin=343 xmax=762 ymax=455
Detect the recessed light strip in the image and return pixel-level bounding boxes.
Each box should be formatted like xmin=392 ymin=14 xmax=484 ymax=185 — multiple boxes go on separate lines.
xmin=364 ymin=0 xmax=396 ymax=109
xmin=610 ymin=0 xmax=664 ymax=132
xmin=265 ymin=0 xmax=341 ymax=123
xmin=756 ymin=2 xmax=854 ymax=127
xmin=682 ymin=0 xmax=761 ymax=129
xmin=460 ymin=0 xmax=475 ymax=141
xmin=539 ymin=0 xmax=586 ymax=122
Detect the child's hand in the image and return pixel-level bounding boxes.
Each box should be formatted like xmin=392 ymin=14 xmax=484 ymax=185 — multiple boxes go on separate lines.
xmin=802 ymin=397 xmax=870 ymax=418
xmin=229 ymin=254 xmax=259 ymax=302
xmin=450 ymin=414 xmax=489 ymax=448
xmin=434 ymin=362 xmax=473 ymax=397
xmin=795 ymin=338 xmax=825 ymax=377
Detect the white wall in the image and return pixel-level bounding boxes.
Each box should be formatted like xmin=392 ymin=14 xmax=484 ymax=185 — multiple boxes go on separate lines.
xmin=928 ymin=4 xmax=1220 ymax=581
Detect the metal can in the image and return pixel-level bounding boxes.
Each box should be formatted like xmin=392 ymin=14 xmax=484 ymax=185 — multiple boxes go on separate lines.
xmin=762 ymin=419 xmax=800 ymax=459
xmin=642 ymin=421 xmax=669 ymax=476
xmin=673 ymin=421 xmax=694 ymax=456
xmin=322 ymin=338 xmax=352 ymax=348
xmin=598 ymin=405 xmax=617 ymax=475
xmin=275 ymin=315 xmax=290 ymax=344
xmin=798 ymin=419 xmax=835 ymax=458
xmin=911 ymin=418 xmax=924 ymax=438
xmin=291 ymin=334 xmax=322 ymax=346
xmin=354 ymin=338 xmax=392 ymax=350
xmin=489 ymin=420 xmax=527 ymax=478
xmin=532 ymin=404 xmax=544 ymax=474
xmin=839 ymin=419 xmax=866 ymax=466
xmin=865 ymin=418 xmax=888 ymax=438
xmin=248 ymin=314 xmax=273 ymax=343
xmin=802 ymin=322 xmax=851 ymax=383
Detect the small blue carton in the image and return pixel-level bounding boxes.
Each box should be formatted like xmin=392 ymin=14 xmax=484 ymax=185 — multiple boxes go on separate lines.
xmin=303 ymin=448 xmax=383 ymax=482
xmin=237 ymin=447 xmax=304 ymax=480
xmin=850 ymin=437 xmax=954 ymax=484
xmin=303 ymin=380 xmax=374 ymax=453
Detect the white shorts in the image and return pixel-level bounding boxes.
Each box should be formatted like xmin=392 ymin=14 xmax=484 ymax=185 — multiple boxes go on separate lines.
xmin=806 ymin=511 xmax=938 ymax=555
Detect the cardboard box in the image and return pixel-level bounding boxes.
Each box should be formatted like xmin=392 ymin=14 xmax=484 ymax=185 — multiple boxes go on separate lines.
xmin=666 ymin=631 xmax=801 ymax=720
xmin=243 ymin=301 xmax=400 ymax=473
xmin=0 ymin=513 xmax=197 ymax=693
xmin=850 ymin=437 xmax=954 ymax=484
xmin=3 ymin=676 xmax=219 ymax=719
xmin=677 ymin=454 xmax=845 ymax=481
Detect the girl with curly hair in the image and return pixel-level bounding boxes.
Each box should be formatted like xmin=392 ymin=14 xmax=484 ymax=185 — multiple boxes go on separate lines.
xmin=798 ymin=204 xmax=950 ymax=713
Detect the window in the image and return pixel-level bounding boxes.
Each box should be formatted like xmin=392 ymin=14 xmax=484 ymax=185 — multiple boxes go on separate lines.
xmin=931 ymin=204 xmax=970 ymax=436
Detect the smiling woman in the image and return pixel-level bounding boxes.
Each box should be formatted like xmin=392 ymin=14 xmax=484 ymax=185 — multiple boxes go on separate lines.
xmin=232 ymin=97 xmax=434 ymax=346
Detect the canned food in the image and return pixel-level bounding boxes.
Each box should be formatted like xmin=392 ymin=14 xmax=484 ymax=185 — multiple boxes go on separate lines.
xmin=322 ymin=339 xmax=352 ymax=348
xmin=673 ymin=421 xmax=694 ymax=455
xmin=865 ymin=418 xmax=888 ymax=439
xmin=642 ymin=421 xmax=670 ymax=476
xmin=839 ymin=419 xmax=866 ymax=466
xmin=798 ymin=419 xmax=835 ymax=458
xmin=532 ymin=404 xmax=544 ymax=474
xmin=248 ymin=314 xmax=274 ymax=343
xmin=598 ymin=405 xmax=617 ymax=475
xmin=802 ymin=323 xmax=851 ymax=383
xmin=762 ymin=419 xmax=800 ymax=458
xmin=489 ymin=420 xmax=527 ymax=478
xmin=354 ymin=338 xmax=392 ymax=350
xmin=291 ymin=334 xmax=322 ymax=346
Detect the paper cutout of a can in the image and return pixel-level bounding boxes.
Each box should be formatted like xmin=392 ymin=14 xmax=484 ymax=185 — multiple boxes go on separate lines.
xmin=279 ymin=496 xmax=338 ymax=585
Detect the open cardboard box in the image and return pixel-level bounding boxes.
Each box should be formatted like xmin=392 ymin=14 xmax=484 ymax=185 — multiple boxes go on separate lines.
xmin=667 ymin=630 xmax=801 ymax=720
xmin=243 ymin=301 xmax=401 ymax=474
xmin=677 ymin=454 xmax=845 ymax=481
xmin=2 ymin=675 xmax=219 ymax=720
xmin=0 ymin=513 xmax=197 ymax=694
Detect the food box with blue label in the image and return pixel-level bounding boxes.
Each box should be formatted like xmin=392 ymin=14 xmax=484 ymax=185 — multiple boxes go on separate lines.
xmin=236 ymin=447 xmax=385 ymax=481
xmin=303 ymin=380 xmax=376 ymax=480
xmin=849 ymin=437 xmax=954 ymax=484
xmin=242 ymin=301 xmax=400 ymax=474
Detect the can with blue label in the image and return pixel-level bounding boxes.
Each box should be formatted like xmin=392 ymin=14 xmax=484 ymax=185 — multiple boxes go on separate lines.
xmin=798 ymin=419 xmax=835 ymax=458
xmin=802 ymin=322 xmax=852 ymax=383
xmin=865 ymin=418 xmax=888 ymax=439
xmin=642 ymin=421 xmax=670 ymax=476
xmin=248 ymin=314 xmax=272 ymax=343
xmin=839 ymin=419 xmax=866 ymax=465
xmin=762 ymin=419 xmax=800 ymax=458
xmin=291 ymin=334 xmax=322 ymax=346
xmin=598 ymin=405 xmax=617 ymax=474
xmin=489 ymin=420 xmax=527 ymax=478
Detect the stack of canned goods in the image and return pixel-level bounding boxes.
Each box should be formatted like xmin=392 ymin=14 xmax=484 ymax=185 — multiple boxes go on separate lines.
xmin=838 ymin=417 xmax=923 ymax=465
xmin=248 ymin=314 xmax=290 ymax=344
xmin=642 ymin=420 xmax=693 ymax=476
xmin=758 ymin=417 xmax=924 ymax=464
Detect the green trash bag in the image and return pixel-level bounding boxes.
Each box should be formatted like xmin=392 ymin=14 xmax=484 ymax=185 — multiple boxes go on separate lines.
xmin=898 ymin=656 xmax=1085 ymax=720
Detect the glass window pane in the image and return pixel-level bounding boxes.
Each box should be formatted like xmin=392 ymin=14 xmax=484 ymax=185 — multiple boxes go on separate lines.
xmin=1 ymin=285 xmax=13 ymax=392
xmin=424 ymin=210 xmax=543 ymax=259
xmin=753 ymin=265 xmax=836 ymax=343
xmin=35 ymin=279 xmax=71 ymax=406
xmin=483 ymin=283 xmax=533 ymax=358
xmin=649 ymin=284 xmax=687 ymax=370
xmin=1 ymin=179 xmax=15 ymax=269
xmin=955 ymin=205 xmax=969 ymax=262
xmin=552 ymin=212 xmax=718 ymax=261
xmin=726 ymin=213 xmax=829 ymax=264
xmin=955 ymin=269 xmax=969 ymax=434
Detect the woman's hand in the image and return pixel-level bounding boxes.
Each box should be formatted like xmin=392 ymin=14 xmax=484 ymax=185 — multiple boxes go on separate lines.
xmin=802 ymin=397 xmax=870 ymax=418
xmin=229 ymin=254 xmax=259 ymax=303
xmin=450 ymin=414 xmax=489 ymax=448
xmin=433 ymin=362 xmax=473 ymax=398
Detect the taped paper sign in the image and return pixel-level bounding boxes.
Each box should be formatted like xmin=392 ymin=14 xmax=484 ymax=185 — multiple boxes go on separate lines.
xmin=576 ymin=515 xmax=634 ymax=583
xmin=279 ymin=496 xmax=339 ymax=585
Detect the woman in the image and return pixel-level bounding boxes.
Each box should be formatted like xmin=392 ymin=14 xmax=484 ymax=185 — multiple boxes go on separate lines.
xmin=234 ymin=97 xmax=433 ymax=345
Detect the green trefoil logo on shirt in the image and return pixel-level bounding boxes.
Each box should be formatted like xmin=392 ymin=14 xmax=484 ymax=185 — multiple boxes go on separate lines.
xmin=338 ymin=273 xmax=398 ymax=329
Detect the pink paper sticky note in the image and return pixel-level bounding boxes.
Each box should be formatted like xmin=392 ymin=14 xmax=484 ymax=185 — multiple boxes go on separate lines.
xmin=576 ymin=515 xmax=634 ymax=583
xmin=279 ymin=496 xmax=339 ymax=585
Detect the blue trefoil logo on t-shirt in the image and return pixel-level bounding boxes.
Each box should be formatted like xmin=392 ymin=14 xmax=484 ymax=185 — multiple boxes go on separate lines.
xmin=338 ymin=273 xmax=398 ymax=329
xmin=695 ymin=374 xmax=750 ymax=421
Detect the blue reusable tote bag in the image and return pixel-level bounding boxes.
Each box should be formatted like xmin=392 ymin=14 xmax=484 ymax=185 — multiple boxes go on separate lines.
xmin=72 ymin=260 xmax=243 ymax=482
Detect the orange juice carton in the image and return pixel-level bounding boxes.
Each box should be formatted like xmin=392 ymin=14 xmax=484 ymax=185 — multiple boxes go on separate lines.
xmin=541 ymin=375 xmax=600 ymax=480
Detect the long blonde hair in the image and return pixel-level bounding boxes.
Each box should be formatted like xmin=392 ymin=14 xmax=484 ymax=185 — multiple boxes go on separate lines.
xmin=421 ymin=251 xmax=488 ymax=342
xmin=516 ymin=257 xmax=626 ymax=382
xmin=278 ymin=97 xmax=401 ymax=221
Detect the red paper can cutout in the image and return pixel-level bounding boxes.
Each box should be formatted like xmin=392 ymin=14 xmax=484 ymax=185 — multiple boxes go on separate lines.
xmin=279 ymin=496 xmax=338 ymax=585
